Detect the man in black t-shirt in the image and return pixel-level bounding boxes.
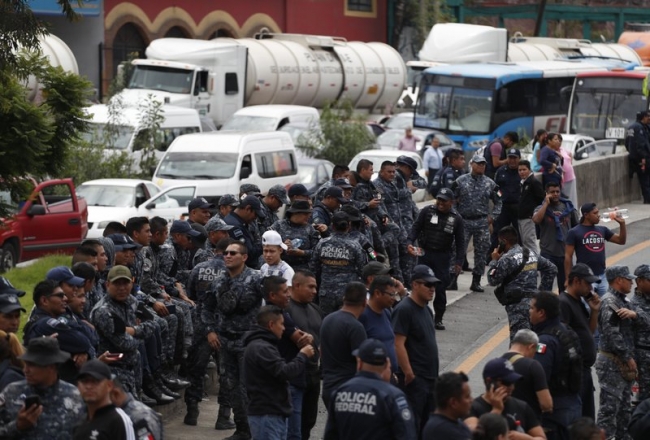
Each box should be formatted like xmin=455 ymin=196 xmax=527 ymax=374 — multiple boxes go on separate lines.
xmin=422 ymin=371 xmax=473 ymax=439
xmin=392 ymin=265 xmax=440 ymax=435
xmin=500 ymin=329 xmax=551 ymax=419
xmin=464 ymin=358 xmax=545 ymax=440
xmin=559 ymin=263 xmax=601 ymax=420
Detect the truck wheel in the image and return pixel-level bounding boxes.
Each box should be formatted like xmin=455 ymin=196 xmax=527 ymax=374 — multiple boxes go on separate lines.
xmin=0 ymin=243 xmax=17 ymax=273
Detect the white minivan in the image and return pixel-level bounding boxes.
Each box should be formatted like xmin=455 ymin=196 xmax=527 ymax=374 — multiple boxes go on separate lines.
xmin=84 ymin=104 xmax=203 ymax=169
xmin=219 ymin=105 xmax=320 ymax=132
xmin=152 ymin=131 xmax=299 ymax=203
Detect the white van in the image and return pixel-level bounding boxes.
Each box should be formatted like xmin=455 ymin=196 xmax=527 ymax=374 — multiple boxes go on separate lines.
xmin=152 ymin=131 xmax=299 ymax=202
xmin=219 ymin=105 xmax=320 ymax=132
xmin=84 ymin=104 xmax=203 ymax=167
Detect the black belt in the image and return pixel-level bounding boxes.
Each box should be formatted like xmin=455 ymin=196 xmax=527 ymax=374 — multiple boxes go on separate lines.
xmin=462 ymin=214 xmax=487 ymax=220
xmin=636 ymin=345 xmax=650 ymax=350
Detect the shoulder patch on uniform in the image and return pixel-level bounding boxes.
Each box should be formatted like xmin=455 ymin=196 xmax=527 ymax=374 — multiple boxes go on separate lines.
xmin=401 ymin=407 xmax=412 ymax=421
xmin=536 ymin=343 xmax=547 ymax=354
xmin=395 ymin=395 xmax=409 ymax=410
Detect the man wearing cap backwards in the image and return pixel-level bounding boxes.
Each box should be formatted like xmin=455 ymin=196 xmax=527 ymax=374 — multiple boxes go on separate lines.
xmin=558 ymin=264 xmax=601 ymax=420
xmin=324 ymin=339 xmax=416 ymax=440
xmin=408 ymin=187 xmax=464 ymax=330
xmin=312 ymin=186 xmax=348 ymax=238
xmin=596 ymin=265 xmax=644 ymax=439
xmin=0 ymin=277 xmax=26 ymax=334
xmin=187 ymin=197 xmax=215 ymax=226
xmin=391 ymin=265 xmax=440 ymax=435
xmin=23 ymin=279 xmax=94 ymax=383
xmin=564 ymin=202 xmax=626 ymax=296
xmin=631 ymin=264 xmax=650 ymax=402
xmin=310 ymin=212 xmax=367 ymax=316
xmin=73 ymin=359 xmax=135 ymax=439
xmin=201 ymin=240 xmax=264 ymax=439
xmin=271 ymin=200 xmax=322 ymax=271
xmin=464 ymin=357 xmax=545 ymax=439
xmin=260 ymin=231 xmax=296 ymax=285
xmin=625 ymin=110 xmax=650 ymax=204
xmin=225 ymin=195 xmax=266 ymax=269
xmin=529 ymin=291 xmax=583 ymax=439
xmin=452 ymin=154 xmax=502 ymax=292
xmin=0 ymin=338 xmax=85 ymax=439
xmin=217 ymin=194 xmax=240 ymax=220
xmin=91 ymin=266 xmax=157 ymax=394
xmin=488 ymin=226 xmax=557 ymax=341
xmin=491 ymin=148 xmax=522 ymax=254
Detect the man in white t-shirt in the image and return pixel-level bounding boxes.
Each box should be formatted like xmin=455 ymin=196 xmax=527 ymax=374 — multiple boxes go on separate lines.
xmin=260 ymin=230 xmax=295 ymax=285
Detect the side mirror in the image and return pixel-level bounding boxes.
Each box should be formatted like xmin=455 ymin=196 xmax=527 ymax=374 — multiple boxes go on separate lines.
xmin=145 ymin=202 xmax=155 ymax=210
xmin=27 ymin=204 xmax=46 ymax=216
xmin=135 ymin=196 xmax=146 ymax=208
xmin=240 ymin=166 xmax=251 ymax=179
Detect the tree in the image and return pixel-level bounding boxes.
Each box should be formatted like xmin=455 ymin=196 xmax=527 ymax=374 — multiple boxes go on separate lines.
xmin=298 ymin=100 xmax=375 ymax=165
xmin=0 ymin=0 xmax=91 ymax=212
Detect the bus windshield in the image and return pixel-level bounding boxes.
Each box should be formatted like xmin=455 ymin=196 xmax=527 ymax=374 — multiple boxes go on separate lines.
xmin=570 ymin=77 xmax=645 ymax=139
xmin=415 ymin=84 xmax=493 ymax=134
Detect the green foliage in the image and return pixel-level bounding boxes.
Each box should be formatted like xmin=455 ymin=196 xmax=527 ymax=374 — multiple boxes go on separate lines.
xmin=298 ymin=100 xmax=375 ymax=165
xmin=132 ymin=95 xmax=164 ymax=179
xmin=2 ymin=254 xmax=72 ymax=340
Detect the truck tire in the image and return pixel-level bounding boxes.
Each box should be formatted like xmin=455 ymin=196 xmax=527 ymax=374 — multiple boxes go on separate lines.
xmin=0 ymin=243 xmax=17 ymax=273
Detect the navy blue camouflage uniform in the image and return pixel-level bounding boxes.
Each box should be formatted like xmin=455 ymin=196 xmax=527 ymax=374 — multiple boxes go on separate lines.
xmin=429 ymin=165 xmax=465 ymax=197
xmin=309 ymin=232 xmax=367 ymax=315
xmin=631 ymin=290 xmax=650 ymax=401
xmin=120 ymin=391 xmax=163 ymax=440
xmin=452 ymin=172 xmax=502 ymax=279
xmin=201 ymin=266 xmax=264 ymax=432
xmin=271 ymin=218 xmax=321 ymax=271
xmin=224 ymin=212 xmax=262 ymax=269
xmin=488 ymin=245 xmax=557 ymax=341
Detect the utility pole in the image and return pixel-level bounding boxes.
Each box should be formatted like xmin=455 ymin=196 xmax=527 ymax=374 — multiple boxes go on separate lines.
xmin=534 ymin=0 xmax=548 ymax=36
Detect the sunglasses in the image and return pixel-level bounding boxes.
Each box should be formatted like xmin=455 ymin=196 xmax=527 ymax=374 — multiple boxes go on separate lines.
xmin=224 ymin=250 xmax=243 ymax=256
xmin=47 ymin=293 xmax=66 ymax=299
xmin=414 ymin=280 xmax=435 ymax=288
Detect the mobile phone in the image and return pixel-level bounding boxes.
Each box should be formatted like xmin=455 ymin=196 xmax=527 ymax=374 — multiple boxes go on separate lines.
xmin=106 ymin=353 xmax=124 ymax=360
xmin=24 ymin=395 xmax=41 ymax=409
xmin=585 ymin=292 xmax=594 ymax=301
xmin=497 ymin=240 xmax=506 ymax=253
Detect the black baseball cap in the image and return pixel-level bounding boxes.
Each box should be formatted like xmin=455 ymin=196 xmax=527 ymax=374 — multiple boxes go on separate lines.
xmin=483 ymin=358 xmax=522 ymax=384
xmin=77 ymin=359 xmax=112 ymax=381
xmin=188 ymin=197 xmax=215 ymax=211
xmin=0 ymin=294 xmax=25 ymax=314
xmin=436 ymin=188 xmax=454 ymax=201
xmin=239 ymin=195 xmax=266 ymax=218
xmin=323 ymin=187 xmax=348 ymax=203
xmin=362 ymin=262 xmax=392 ymax=278
xmin=507 ymin=148 xmax=521 ymax=158
xmin=352 ymin=339 xmax=388 ymax=366
xmin=569 ymin=263 xmax=600 ymax=284
xmin=411 ymin=265 xmax=440 ymax=283
xmin=0 ymin=277 xmax=25 ymax=297
xmin=169 ymin=220 xmax=201 ymax=237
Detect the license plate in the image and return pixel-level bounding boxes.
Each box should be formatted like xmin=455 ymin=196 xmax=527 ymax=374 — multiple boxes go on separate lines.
xmin=606 ymin=127 xmax=625 ymax=139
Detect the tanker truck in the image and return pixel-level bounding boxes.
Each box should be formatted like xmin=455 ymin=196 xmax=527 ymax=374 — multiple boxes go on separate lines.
xmin=25 ymin=34 xmax=79 ymax=102
xmin=119 ymin=33 xmax=407 ymax=127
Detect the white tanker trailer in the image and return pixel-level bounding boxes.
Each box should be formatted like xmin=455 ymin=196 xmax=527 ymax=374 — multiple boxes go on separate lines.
xmin=119 ymin=33 xmax=408 ymax=127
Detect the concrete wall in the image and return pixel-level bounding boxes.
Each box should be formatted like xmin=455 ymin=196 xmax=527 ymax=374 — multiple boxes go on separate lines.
xmin=574 ymin=152 xmax=641 ymax=209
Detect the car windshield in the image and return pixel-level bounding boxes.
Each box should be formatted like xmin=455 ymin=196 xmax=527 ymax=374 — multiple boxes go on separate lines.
xmin=80 ymin=123 xmax=135 ymax=150
xmin=128 ymin=65 xmax=194 ymax=94
xmin=570 ymin=90 xmax=641 ymax=139
xmin=376 ymin=130 xmax=403 ymax=148
xmin=220 ymin=116 xmax=278 ymax=132
xmin=385 ymin=114 xmax=413 ymax=130
xmin=156 ymin=152 xmax=239 ymax=179
xmin=77 ymin=185 xmax=135 ymax=207
xmin=298 ymin=164 xmax=317 ymax=184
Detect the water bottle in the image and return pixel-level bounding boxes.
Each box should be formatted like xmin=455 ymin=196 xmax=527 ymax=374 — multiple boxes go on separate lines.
xmin=632 ymin=380 xmax=640 ymax=406
xmin=290 ymin=238 xmax=303 ymax=249
xmin=600 ymin=208 xmax=629 ymax=222
xmin=515 ymin=420 xmax=525 ymax=433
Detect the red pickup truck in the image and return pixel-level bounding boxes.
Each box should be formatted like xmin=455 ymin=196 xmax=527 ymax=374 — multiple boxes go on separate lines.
xmin=0 ymin=178 xmax=88 ymax=271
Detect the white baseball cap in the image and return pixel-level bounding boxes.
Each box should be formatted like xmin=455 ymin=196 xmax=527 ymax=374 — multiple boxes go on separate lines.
xmin=262 ymin=230 xmax=288 ymax=250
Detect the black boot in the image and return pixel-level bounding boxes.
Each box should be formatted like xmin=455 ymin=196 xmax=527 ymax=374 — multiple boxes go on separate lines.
xmin=154 ymin=371 xmax=181 ymax=399
xmin=223 ymin=422 xmax=251 ymax=439
xmin=184 ymin=401 xmax=200 ymax=426
xmin=447 ymin=274 xmax=458 ymax=291
xmin=143 ymin=372 xmax=174 ymax=405
xmin=138 ymin=390 xmax=157 ymax=407
xmin=215 ymin=406 xmax=236 ymax=430
xmin=162 ymin=369 xmax=190 ymax=390
xmin=470 ymin=275 xmax=484 ymax=293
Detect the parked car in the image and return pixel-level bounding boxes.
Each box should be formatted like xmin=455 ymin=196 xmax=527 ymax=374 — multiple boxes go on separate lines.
xmin=348 ymin=150 xmax=427 ymax=202
xmin=382 ymin=112 xmax=414 ymax=130
xmin=297 ymin=158 xmax=334 ymax=193
xmin=77 ymin=179 xmax=199 ymax=238
xmin=0 ymin=178 xmax=88 ymax=271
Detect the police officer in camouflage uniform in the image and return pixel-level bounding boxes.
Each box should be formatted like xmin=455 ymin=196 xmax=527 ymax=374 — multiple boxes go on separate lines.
xmin=429 ymin=148 xmax=466 ymax=197
xmin=271 ymin=200 xmax=321 ymax=271
xmin=596 ymin=265 xmax=646 ymax=439
xmin=257 ymin=184 xmax=290 ymax=232
xmin=201 ymin=241 xmax=264 ymax=439
xmin=225 ymin=195 xmax=266 ymax=269
xmin=201 ymin=216 xmax=235 ymax=261
xmin=314 ymin=165 xmax=351 ymax=203
xmin=184 ymin=238 xmax=229 ymax=426
xmin=342 ymin=205 xmax=386 ymax=263
xmin=407 ymin=188 xmax=464 ymax=330
xmin=91 ymin=266 xmax=157 ymax=393
xmin=217 ymin=194 xmax=240 ymax=221
xmin=452 ymin=154 xmax=502 ymax=292
xmin=111 ymin=377 xmax=163 ymax=440
xmin=312 ymin=186 xmax=347 ymax=238
xmin=488 ymin=226 xmax=557 ymax=342
xmin=0 ymin=338 xmax=85 ymax=439
xmin=632 ymin=264 xmax=650 ymax=402
xmin=310 ymin=212 xmax=367 ymax=316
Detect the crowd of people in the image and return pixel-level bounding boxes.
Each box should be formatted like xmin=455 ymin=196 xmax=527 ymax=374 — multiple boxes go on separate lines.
xmin=0 ymin=131 xmax=647 ymax=440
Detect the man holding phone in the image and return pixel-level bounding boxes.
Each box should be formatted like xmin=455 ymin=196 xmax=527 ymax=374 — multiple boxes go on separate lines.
xmin=559 ymin=264 xmax=601 ymax=419
xmin=0 ymin=338 xmax=85 ymax=438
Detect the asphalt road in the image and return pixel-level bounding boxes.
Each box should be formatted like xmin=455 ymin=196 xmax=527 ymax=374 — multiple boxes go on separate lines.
xmin=163 ymin=202 xmax=650 ymax=439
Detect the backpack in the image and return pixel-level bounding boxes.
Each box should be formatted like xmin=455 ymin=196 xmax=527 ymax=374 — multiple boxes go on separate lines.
xmin=539 ymin=325 xmax=583 ymax=395
xmin=482 ymin=138 xmax=507 ymax=177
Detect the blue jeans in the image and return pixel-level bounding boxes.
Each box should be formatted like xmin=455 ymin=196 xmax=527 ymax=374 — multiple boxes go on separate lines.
xmin=249 ymin=415 xmax=288 ymax=440
xmin=593 ymin=273 xmax=608 ymax=297
xmin=288 ymin=385 xmax=304 ymax=440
